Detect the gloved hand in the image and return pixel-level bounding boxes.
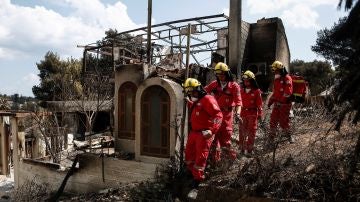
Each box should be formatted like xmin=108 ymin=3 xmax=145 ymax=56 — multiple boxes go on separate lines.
xmin=234 ymin=113 xmax=243 ymax=124
xmin=257 ymin=109 xmax=263 ymax=121
xmin=267 ymin=99 xmax=274 ymax=109
xmin=282 ymin=96 xmax=291 ymax=104
xmin=201 ymin=130 xmax=212 ymax=139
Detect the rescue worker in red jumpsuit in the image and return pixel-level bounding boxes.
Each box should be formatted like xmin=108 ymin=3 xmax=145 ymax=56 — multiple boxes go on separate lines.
xmin=238 ymin=70 xmax=263 ymax=155
xmin=183 ymin=78 xmax=223 ymax=187
xmin=204 ymin=62 xmax=242 ymax=162
xmin=267 ymin=61 xmax=294 ymax=144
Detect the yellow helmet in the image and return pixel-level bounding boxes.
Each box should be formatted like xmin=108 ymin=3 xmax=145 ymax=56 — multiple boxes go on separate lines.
xmin=242 ymin=70 xmax=255 ymax=80
xmin=183 ymin=78 xmax=201 ymax=93
xmin=214 ymin=62 xmax=229 ymax=74
xmin=271 ymin=60 xmax=284 ymax=71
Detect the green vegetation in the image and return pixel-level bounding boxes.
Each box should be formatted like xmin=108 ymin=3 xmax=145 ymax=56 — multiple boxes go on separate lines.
xmin=290 ymin=60 xmax=335 ymax=95
xmin=312 ymin=0 xmax=360 ymax=125
xmin=0 ymin=93 xmax=37 ymax=110
xmin=32 ymin=51 xmax=82 ymax=107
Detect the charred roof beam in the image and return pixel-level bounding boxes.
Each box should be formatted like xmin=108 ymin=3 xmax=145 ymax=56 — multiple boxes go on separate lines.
xmin=109 ymin=13 xmax=227 ymax=37
xmin=166 ymin=24 xmax=207 ymax=43
xmin=196 ymin=19 xmax=216 ymax=31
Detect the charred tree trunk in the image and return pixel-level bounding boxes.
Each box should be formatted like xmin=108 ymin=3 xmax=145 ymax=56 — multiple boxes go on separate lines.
xmin=48 ymin=155 xmax=79 ymax=201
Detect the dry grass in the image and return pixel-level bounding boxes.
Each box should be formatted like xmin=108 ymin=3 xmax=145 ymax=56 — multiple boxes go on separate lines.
xmin=12 ymin=176 xmax=50 ymax=202
xmin=206 ymin=103 xmax=360 ymax=201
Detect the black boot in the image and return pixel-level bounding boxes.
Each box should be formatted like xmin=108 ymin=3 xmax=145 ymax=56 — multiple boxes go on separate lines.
xmin=288 ymin=135 xmax=295 ymax=143
xmin=190 ymin=179 xmax=200 ymax=189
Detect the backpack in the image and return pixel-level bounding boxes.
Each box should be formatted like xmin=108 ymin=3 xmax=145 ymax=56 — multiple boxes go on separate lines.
xmin=290 ymin=74 xmax=308 ymax=103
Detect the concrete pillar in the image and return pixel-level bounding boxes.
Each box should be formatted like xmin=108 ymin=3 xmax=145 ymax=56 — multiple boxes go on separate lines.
xmin=0 ymin=117 xmax=6 ymax=175
xmin=228 ymin=0 xmax=242 ymax=76
xmin=147 ymin=0 xmax=152 ymax=64
xmin=0 ymin=116 xmax=10 ymax=176
xmin=10 ymin=117 xmax=19 ymax=188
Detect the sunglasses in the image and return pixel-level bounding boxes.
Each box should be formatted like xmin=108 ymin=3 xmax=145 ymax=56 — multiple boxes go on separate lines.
xmin=184 ymin=87 xmax=194 ymax=93
xmin=214 ymin=70 xmax=225 ymax=74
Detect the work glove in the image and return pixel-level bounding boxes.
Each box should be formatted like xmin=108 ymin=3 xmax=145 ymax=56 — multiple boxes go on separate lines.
xmin=282 ymin=93 xmax=294 ymax=104
xmin=234 ymin=113 xmax=243 ymax=124
xmin=283 ymin=96 xmax=291 ymax=104
xmin=201 ymin=130 xmax=212 ymax=139
xmin=257 ymin=109 xmax=263 ymax=121
xmin=267 ymin=98 xmax=274 ymax=109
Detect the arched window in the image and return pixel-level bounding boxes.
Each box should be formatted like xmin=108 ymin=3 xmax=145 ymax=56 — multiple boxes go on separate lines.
xmin=118 ymin=82 xmax=137 ymax=139
xmin=141 ymin=86 xmax=170 ymax=158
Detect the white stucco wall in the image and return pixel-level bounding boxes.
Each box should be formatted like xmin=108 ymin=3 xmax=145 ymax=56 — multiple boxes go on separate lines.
xmin=114 ymin=63 xmax=148 ymax=153
xmin=115 ymin=63 xmax=186 ymax=163
xmin=135 ymin=77 xmax=184 ymax=164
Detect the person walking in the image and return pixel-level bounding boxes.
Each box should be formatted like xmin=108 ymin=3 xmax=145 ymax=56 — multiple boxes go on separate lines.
xmin=204 ymin=62 xmax=242 ymax=162
xmin=267 ymin=61 xmax=294 ymax=144
xmin=238 ymin=70 xmax=263 ymax=156
xmin=183 ymin=78 xmax=223 ymax=188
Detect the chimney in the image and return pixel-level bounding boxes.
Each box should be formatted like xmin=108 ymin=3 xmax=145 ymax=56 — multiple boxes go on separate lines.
xmin=228 ymin=0 xmax=242 ymax=76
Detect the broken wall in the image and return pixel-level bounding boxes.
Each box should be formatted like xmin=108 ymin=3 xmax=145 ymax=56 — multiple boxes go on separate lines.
xmin=242 ymin=17 xmax=291 ymax=92
xmin=17 ymin=153 xmax=157 ymax=194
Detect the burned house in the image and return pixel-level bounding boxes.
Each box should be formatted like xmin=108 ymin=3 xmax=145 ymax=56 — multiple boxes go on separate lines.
xmin=110 ymin=14 xmax=290 ymax=161
xmin=8 ymin=9 xmax=290 ymax=196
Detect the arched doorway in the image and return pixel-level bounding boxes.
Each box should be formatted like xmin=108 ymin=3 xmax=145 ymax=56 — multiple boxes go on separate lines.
xmin=141 ymin=86 xmax=170 ymax=158
xmin=118 ymin=82 xmax=137 ymax=139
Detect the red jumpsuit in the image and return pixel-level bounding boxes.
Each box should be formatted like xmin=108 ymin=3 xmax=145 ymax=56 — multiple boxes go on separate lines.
xmin=185 ymin=95 xmax=223 ymax=181
xmin=204 ymin=81 xmax=242 ymax=161
xmin=239 ymin=88 xmax=262 ymax=153
xmin=269 ymin=75 xmax=293 ymax=137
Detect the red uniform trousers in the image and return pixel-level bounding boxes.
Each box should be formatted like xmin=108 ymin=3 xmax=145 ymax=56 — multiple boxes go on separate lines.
xmin=185 ymin=131 xmax=214 ymax=181
xmin=269 ymin=102 xmax=292 ymax=137
xmin=239 ymin=109 xmax=258 ymax=152
xmin=211 ymin=110 xmax=236 ymax=162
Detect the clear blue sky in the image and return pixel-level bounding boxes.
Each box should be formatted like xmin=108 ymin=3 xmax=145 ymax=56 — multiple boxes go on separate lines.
xmin=0 ymin=0 xmax=347 ymax=96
